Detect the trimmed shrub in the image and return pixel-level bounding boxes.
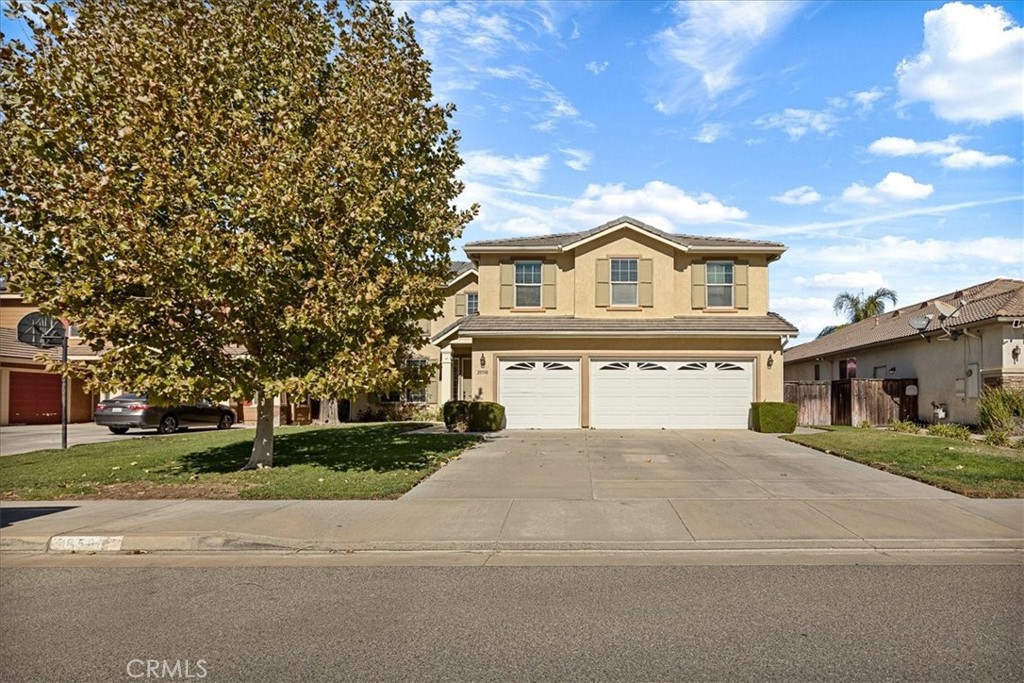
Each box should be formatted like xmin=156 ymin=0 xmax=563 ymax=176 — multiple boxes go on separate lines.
xmin=442 ymin=400 xmax=470 ymax=432
xmin=467 ymin=401 xmax=505 ymax=432
xmin=985 ymin=431 xmax=1011 ymax=448
xmin=750 ymin=402 xmax=798 ymax=433
xmin=977 ymin=386 xmax=1024 ymax=436
xmin=927 ymin=423 xmax=972 ymax=442
xmin=357 ymin=402 xmax=436 ymax=422
xmin=890 ymin=419 xmax=920 ymax=434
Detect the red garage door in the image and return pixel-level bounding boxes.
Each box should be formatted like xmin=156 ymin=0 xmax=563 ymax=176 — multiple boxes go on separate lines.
xmin=8 ymin=372 xmax=61 ymax=425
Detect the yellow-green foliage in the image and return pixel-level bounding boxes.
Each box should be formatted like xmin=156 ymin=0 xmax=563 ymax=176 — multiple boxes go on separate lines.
xmin=977 ymin=387 xmax=1024 ymax=436
xmin=928 ymin=423 xmax=972 ymax=442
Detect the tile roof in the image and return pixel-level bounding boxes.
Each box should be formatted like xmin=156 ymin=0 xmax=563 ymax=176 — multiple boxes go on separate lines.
xmin=432 ymin=313 xmax=796 ymax=343
xmin=449 ymin=260 xmax=474 ymax=276
xmin=784 ymin=278 xmax=1024 ymax=363
xmin=463 ymin=215 xmax=785 ymax=251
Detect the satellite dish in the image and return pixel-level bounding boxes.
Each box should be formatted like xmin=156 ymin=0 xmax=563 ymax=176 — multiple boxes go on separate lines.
xmin=16 ymin=312 xmax=65 ymax=349
xmin=934 ymin=301 xmax=959 ymax=319
xmin=909 ymin=315 xmax=932 ymax=332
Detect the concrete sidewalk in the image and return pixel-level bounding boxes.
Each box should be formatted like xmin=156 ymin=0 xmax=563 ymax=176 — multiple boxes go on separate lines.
xmin=2 ymin=495 xmax=1021 ymax=555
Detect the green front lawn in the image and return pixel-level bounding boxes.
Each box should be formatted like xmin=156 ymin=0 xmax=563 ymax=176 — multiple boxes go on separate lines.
xmin=784 ymin=427 xmax=1024 ymax=498
xmin=0 ymin=424 xmax=479 ymax=501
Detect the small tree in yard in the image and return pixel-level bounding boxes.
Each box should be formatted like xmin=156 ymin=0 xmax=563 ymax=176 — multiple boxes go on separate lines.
xmin=0 ymin=0 xmax=475 ymax=468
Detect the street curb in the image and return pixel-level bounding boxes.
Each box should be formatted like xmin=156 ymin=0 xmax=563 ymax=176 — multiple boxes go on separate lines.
xmin=3 ymin=532 xmax=1021 ymax=555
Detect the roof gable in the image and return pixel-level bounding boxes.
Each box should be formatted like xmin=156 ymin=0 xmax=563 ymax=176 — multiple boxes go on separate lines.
xmin=463 ymin=216 xmax=786 ymax=257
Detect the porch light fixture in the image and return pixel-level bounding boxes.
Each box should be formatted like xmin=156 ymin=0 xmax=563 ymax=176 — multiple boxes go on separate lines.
xmin=479 ymin=354 xmax=486 ymax=368
xmin=766 ymin=355 xmax=774 ymax=369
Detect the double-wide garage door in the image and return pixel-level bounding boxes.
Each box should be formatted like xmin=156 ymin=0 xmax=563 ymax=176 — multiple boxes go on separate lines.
xmin=498 ymin=359 xmax=754 ymax=429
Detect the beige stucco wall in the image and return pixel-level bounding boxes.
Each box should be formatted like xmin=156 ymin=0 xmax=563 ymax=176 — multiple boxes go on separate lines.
xmin=469 ymin=335 xmax=783 ymax=428
xmin=784 ymin=322 xmax=1012 ymax=424
xmin=473 ymin=227 xmax=773 ymax=318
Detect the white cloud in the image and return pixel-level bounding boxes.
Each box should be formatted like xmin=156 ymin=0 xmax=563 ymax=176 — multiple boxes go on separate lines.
xmin=842 ymin=172 xmax=934 ymax=204
xmin=896 ymin=2 xmax=1024 ymax=123
xmin=868 ymin=134 xmax=966 ymax=157
xmin=851 ymin=87 xmax=885 ymax=112
xmin=792 ymin=270 xmax=889 ymax=291
xmin=868 ymin=134 xmax=1016 ymax=170
xmin=486 ymin=66 xmax=582 ymax=132
xmin=561 ymin=148 xmax=593 ymax=172
xmin=460 ymin=179 xmax=749 ymax=236
xmin=940 ymin=149 xmax=1016 ymax=169
xmin=756 ymin=108 xmax=839 ymax=139
xmin=585 ymin=60 xmax=609 ymax=75
xmin=460 ymin=151 xmax=548 ymax=189
xmin=771 ymin=185 xmax=821 ymax=205
xmin=800 ymin=235 xmax=1024 ymax=267
xmin=692 ymin=123 xmax=726 ymax=143
xmin=652 ymin=1 xmax=804 ymax=111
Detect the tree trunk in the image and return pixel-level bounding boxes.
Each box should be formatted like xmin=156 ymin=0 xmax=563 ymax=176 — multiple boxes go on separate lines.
xmin=321 ymin=398 xmax=340 ymax=426
xmin=242 ymin=393 xmax=275 ymax=470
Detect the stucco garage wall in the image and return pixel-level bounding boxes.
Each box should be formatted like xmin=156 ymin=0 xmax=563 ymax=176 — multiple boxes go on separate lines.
xmin=471 ymin=336 xmax=783 ymax=428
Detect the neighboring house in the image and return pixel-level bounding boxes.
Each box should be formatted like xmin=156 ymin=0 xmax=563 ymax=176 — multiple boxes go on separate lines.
xmin=350 ymin=260 xmax=479 ymax=419
xmin=0 ymin=289 xmax=99 ymax=425
xmin=420 ymin=216 xmax=797 ymax=429
xmin=784 ymin=278 xmax=1024 ymax=425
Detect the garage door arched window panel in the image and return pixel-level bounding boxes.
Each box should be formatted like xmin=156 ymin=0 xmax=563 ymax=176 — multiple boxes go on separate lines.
xmin=637 ymin=362 xmax=666 ymax=371
xmin=542 ymin=361 xmax=573 ymax=371
xmin=714 ymin=362 xmax=745 ymax=372
xmin=506 ymin=361 xmax=537 ymax=371
xmin=679 ymin=362 xmax=709 ymax=371
xmin=599 ymin=362 xmax=630 ymax=371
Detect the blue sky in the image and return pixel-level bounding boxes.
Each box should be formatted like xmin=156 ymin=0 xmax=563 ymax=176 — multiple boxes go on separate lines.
xmin=395 ymin=0 xmax=1024 ymax=342
xmin=4 ymin=1 xmax=1021 ymax=343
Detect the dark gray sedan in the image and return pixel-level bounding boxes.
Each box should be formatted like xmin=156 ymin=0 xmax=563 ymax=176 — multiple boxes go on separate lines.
xmin=93 ymin=394 xmax=235 ymax=434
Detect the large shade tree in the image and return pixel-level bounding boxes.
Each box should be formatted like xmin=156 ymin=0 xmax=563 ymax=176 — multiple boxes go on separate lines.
xmin=0 ymin=0 xmax=475 ymax=468
xmin=818 ymin=288 xmax=898 ymax=338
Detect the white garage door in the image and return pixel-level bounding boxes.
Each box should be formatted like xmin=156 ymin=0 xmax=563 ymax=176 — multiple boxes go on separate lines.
xmin=499 ymin=360 xmax=580 ymax=429
xmin=590 ymin=360 xmax=753 ymax=429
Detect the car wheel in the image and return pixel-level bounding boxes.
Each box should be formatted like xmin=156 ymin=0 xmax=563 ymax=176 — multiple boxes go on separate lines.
xmin=217 ymin=413 xmax=234 ymax=430
xmin=157 ymin=414 xmax=179 ymax=434
xmin=108 ymin=427 xmax=129 ymax=435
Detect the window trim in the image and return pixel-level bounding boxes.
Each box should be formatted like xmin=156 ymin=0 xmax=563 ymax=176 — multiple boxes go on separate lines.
xmin=383 ymin=359 xmax=429 ymax=403
xmin=609 ymin=257 xmax=639 ymax=308
xmin=705 ymin=260 xmax=735 ymax=309
xmin=466 ymin=292 xmax=479 ymax=315
xmin=514 ymin=261 xmax=543 ymax=309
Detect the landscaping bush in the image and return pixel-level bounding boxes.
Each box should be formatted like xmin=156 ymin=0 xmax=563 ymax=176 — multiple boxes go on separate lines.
xmin=890 ymin=419 xmax=920 ymax=434
xmin=442 ymin=400 xmax=470 ymax=432
xmin=750 ymin=402 xmax=798 ymax=433
xmin=985 ymin=431 xmax=1011 ymax=447
xmin=357 ymin=402 xmax=436 ymax=423
xmin=977 ymin=386 xmax=1024 ymax=436
xmin=467 ymin=401 xmax=505 ymax=432
xmin=927 ymin=423 xmax=972 ymax=441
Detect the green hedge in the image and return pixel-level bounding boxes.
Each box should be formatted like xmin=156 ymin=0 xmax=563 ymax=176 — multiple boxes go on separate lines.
xmin=442 ymin=400 xmax=470 ymax=431
xmin=751 ymin=402 xmax=798 ymax=433
xmin=467 ymin=401 xmax=505 ymax=432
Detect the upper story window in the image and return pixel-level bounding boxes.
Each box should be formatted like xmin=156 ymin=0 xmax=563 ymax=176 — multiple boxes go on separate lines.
xmin=466 ymin=292 xmax=479 ymax=315
xmin=706 ymin=261 xmax=734 ymax=308
xmin=515 ymin=261 xmax=542 ymax=308
xmin=610 ymin=258 xmax=638 ymax=307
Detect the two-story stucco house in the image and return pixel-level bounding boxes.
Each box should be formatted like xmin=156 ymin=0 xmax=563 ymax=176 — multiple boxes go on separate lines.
xmin=419 ymin=216 xmax=797 ymax=429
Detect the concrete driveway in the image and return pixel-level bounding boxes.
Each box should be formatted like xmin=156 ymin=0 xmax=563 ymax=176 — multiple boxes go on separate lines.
xmin=405 ymin=429 xmax=962 ymax=502
xmin=0 ymin=423 xmax=241 ymax=456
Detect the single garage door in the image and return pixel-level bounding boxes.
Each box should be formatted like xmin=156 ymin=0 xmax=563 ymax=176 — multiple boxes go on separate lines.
xmin=590 ymin=360 xmax=753 ymax=429
xmin=8 ymin=371 xmax=61 ymax=425
xmin=499 ymin=360 xmax=580 ymax=429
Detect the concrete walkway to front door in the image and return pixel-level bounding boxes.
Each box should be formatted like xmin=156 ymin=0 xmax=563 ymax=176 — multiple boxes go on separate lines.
xmin=403 ymin=430 xmax=1023 ymax=548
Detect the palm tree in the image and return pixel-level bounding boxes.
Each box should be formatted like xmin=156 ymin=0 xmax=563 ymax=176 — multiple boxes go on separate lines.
xmin=818 ymin=288 xmax=898 ymax=338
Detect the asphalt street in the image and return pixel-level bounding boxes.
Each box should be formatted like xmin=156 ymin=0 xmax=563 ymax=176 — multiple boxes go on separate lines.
xmin=1 ymin=565 xmax=1021 ymax=682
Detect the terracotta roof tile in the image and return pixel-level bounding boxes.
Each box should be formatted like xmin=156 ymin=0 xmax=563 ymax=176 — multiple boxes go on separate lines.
xmin=464 ymin=216 xmax=785 ymax=251
xmin=784 ymin=278 xmax=1024 ymax=363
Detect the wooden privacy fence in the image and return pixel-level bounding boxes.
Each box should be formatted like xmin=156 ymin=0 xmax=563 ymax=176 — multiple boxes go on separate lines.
xmin=784 ymin=379 xmax=918 ymax=427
